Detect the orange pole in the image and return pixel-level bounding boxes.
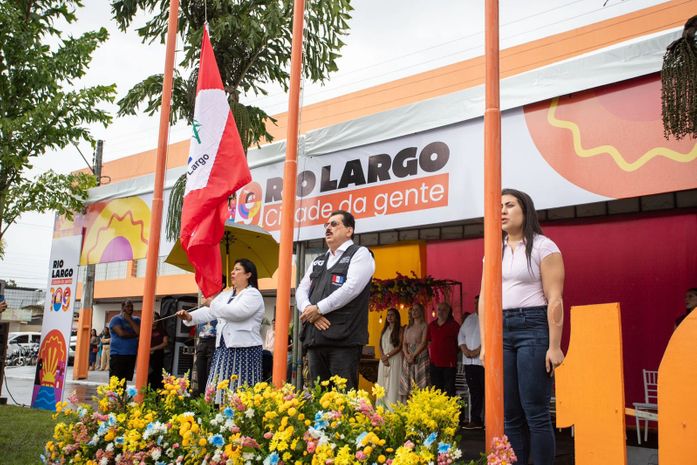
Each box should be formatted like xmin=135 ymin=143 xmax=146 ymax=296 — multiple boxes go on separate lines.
xmin=272 ymin=0 xmax=305 ymax=387
xmin=484 ymin=0 xmax=504 ymax=446
xmin=134 ymin=0 xmax=180 ymax=400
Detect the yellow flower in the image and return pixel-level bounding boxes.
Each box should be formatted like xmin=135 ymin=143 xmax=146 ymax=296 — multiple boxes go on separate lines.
xmin=288 ymin=407 xmax=297 ymax=417
xmin=371 ymin=383 xmax=386 ymax=400
xmin=329 ymin=375 xmax=348 ymax=390
xmin=217 ymin=379 xmax=230 ymax=390
xmin=199 ymin=438 xmax=207 ymax=446
xmin=378 ymin=455 xmax=386 ymax=463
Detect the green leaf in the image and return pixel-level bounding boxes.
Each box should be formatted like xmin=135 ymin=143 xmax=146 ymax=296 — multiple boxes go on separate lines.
xmin=0 ymin=0 xmax=116 ymax=256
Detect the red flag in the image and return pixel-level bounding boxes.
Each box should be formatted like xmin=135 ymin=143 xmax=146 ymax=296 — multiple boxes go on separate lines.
xmin=180 ymin=28 xmax=251 ymax=297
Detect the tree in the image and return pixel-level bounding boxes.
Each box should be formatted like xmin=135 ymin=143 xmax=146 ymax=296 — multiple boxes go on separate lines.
xmin=110 ymin=0 xmax=353 ymax=239
xmin=0 ymin=0 xmax=116 ymax=256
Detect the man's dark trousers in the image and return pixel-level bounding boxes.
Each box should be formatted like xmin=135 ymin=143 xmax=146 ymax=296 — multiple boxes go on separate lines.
xmin=307 ymin=345 xmax=362 ymax=390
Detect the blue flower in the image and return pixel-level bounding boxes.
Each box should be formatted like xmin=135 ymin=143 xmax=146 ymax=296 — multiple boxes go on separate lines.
xmin=437 ymin=442 xmax=451 ymax=454
xmin=114 ymin=436 xmax=125 ymax=446
xmin=263 ymin=452 xmax=280 ymax=465
xmin=424 ymin=432 xmax=438 ymax=447
xmin=355 ymin=431 xmax=368 ymax=447
xmin=126 ymin=386 xmax=138 ymax=398
xmin=107 ymin=413 xmax=117 ymax=426
xmin=209 ymin=434 xmax=225 ymax=448
xmin=223 ymin=407 xmax=234 ymax=418
xmin=313 ymin=411 xmax=328 ymax=430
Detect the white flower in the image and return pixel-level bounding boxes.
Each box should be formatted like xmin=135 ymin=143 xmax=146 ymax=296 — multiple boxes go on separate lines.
xmin=212 ymin=451 xmax=222 ymax=462
xmin=451 ymin=449 xmax=462 ymax=459
xmin=224 ymin=418 xmax=235 ymax=429
xmin=243 ymin=452 xmax=255 ymax=460
xmin=244 ymin=408 xmax=255 ymax=419
xmin=106 ymin=443 xmax=114 ymax=452
xmin=100 ymin=458 xmax=108 ymax=465
xmin=151 ymin=449 xmax=162 ymax=460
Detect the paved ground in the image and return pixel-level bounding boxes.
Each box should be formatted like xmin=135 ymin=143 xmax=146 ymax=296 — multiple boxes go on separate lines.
xmin=3 ymin=366 xmax=659 ymax=464
xmin=2 ymin=365 xmax=112 ymax=408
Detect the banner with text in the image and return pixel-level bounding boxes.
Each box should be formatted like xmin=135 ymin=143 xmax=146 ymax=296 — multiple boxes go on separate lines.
xmin=31 ymin=234 xmax=82 ymax=411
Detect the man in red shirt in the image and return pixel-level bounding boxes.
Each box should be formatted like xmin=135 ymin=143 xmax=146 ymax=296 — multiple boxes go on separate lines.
xmin=427 ymin=302 xmax=460 ymax=396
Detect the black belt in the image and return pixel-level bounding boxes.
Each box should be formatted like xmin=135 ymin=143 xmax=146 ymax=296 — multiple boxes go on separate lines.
xmin=502 ymin=305 xmax=547 ymax=314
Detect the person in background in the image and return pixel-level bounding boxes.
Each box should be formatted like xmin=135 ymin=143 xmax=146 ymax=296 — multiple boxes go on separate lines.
xmin=427 ymin=302 xmax=460 ymax=397
xmin=400 ymin=303 xmax=429 ymax=402
xmin=176 ymin=258 xmax=265 ymax=403
xmin=99 ymin=327 xmax=111 ymax=371
xmin=89 ymin=329 xmax=99 ymax=371
xmin=109 ymin=299 xmax=141 ymax=382
xmin=193 ymin=319 xmax=217 ymax=396
xmin=458 ymin=295 xmax=484 ymax=429
xmin=479 ymin=188 xmax=565 ymax=465
xmin=263 ymin=318 xmax=276 ymax=353
xmin=377 ymin=307 xmax=403 ymax=408
xmin=0 ymin=300 xmax=6 ymax=313
xmin=261 ymin=317 xmax=275 ymax=381
xmin=675 ymin=287 xmax=697 ymax=328
xmin=148 ymin=315 xmax=169 ymax=389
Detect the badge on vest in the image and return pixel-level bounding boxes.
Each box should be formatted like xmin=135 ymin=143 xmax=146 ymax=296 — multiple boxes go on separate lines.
xmin=331 ymin=274 xmax=346 ymax=285
xmin=338 ymin=256 xmax=351 ymax=264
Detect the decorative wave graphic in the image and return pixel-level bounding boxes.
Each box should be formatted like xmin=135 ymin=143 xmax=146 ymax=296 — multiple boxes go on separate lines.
xmin=85 ymin=211 xmax=148 ymax=262
xmin=81 ymin=196 xmax=151 ymax=264
xmin=32 ymin=386 xmax=58 ymax=411
xmin=546 ymin=97 xmax=697 ymax=172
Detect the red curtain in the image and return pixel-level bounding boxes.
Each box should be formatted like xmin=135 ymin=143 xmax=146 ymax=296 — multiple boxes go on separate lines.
xmin=426 ymin=211 xmax=697 ymax=404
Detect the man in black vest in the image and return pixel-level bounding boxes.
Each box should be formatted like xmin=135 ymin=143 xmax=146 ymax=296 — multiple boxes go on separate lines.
xmin=296 ymin=210 xmax=375 ymax=389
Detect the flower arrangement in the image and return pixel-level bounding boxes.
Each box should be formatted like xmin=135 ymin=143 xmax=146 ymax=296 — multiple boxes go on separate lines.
xmin=370 ymin=272 xmax=459 ymax=314
xmin=42 ymin=374 xmax=515 ymax=465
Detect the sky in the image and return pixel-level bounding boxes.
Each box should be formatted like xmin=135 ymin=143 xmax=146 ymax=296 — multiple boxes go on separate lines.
xmin=0 ymin=0 xmax=668 ymax=289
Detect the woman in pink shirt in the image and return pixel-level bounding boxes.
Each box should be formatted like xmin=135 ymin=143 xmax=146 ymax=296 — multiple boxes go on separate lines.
xmin=479 ymin=189 xmax=565 ymax=465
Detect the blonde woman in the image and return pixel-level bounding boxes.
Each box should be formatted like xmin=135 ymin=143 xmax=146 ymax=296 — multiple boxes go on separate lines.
xmin=399 ymin=303 xmax=429 ymax=402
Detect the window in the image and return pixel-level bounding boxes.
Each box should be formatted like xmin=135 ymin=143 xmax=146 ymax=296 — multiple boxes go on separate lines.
xmin=136 ymin=257 xmax=190 ymax=277
xmin=94 ymin=261 xmax=128 ymax=281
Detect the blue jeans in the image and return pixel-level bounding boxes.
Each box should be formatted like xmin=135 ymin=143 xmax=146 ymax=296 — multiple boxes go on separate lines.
xmin=503 ymin=306 xmax=554 ymax=465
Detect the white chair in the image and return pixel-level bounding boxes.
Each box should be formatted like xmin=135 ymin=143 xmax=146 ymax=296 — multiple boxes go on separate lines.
xmin=633 ymin=369 xmax=658 ymax=444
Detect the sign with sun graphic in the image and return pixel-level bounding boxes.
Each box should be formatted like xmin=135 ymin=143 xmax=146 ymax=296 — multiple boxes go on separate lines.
xmin=31 ymin=234 xmax=82 ymax=411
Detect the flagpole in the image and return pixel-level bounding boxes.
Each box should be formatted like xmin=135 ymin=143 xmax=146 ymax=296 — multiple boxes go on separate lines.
xmin=484 ymin=0 xmax=504 ymax=445
xmin=272 ymin=0 xmax=305 ymax=387
xmin=134 ymin=0 xmax=180 ymax=400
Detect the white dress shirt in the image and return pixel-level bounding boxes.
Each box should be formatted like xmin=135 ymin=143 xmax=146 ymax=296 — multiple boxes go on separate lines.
xmin=184 ymin=286 xmax=265 ymax=348
xmin=457 ymin=312 xmax=483 ymax=366
xmin=296 ymin=239 xmax=375 ymax=315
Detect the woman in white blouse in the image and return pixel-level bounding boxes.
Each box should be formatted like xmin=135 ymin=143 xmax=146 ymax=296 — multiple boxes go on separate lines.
xmin=479 ymin=189 xmax=565 ymax=465
xmin=177 ymin=258 xmax=265 ymax=400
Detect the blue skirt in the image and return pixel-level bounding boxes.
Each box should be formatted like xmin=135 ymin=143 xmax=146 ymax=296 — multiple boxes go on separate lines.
xmin=207 ymin=340 xmax=262 ymax=403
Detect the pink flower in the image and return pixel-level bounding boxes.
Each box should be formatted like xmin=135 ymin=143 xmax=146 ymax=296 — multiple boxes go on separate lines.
xmin=355 ymin=451 xmax=367 ymax=461
xmin=307 ymin=442 xmax=316 ymax=453
xmin=205 ymin=385 xmax=216 ymax=403
xmin=264 ymin=432 xmax=273 ymax=439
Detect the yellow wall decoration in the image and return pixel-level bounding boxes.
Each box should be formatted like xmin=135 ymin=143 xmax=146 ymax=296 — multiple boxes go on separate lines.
xmin=367 ymin=241 xmax=426 ymax=356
